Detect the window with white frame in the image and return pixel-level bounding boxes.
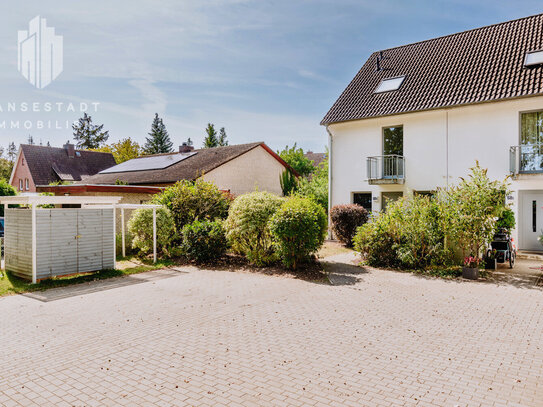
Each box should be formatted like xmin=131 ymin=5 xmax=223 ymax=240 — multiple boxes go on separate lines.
xmin=19 ymin=179 xmax=23 ymax=190
xmin=25 ymin=178 xmax=29 ymax=190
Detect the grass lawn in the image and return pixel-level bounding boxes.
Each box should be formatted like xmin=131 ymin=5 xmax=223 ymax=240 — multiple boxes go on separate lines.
xmin=0 ymin=257 xmax=174 ymax=298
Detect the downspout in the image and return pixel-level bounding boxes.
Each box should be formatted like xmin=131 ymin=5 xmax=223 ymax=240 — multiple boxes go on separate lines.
xmin=326 ymin=126 xmax=333 ymax=239
xmin=445 ymin=110 xmax=449 ymax=190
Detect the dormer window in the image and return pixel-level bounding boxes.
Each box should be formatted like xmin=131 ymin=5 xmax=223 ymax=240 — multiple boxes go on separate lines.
xmin=524 ymin=50 xmax=543 ymax=67
xmin=374 ymin=76 xmax=405 ymax=93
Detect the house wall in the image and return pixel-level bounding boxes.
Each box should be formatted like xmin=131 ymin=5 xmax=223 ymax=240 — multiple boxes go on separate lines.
xmin=202 ymin=145 xmax=286 ymax=196
xmin=328 ymin=95 xmax=543 ymax=250
xmin=10 ymin=150 xmax=36 ymax=193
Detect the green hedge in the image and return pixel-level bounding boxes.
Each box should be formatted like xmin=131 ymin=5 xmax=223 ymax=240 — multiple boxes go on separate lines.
xmin=180 ymin=220 xmax=227 ymax=262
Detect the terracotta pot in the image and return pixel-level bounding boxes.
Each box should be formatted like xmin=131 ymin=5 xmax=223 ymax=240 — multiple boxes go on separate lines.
xmin=462 ymin=266 xmax=479 ymax=280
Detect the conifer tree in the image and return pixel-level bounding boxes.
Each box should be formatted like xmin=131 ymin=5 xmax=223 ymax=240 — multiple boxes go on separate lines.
xmin=203 ymin=123 xmax=219 ymax=148
xmin=218 ymin=127 xmax=228 ymax=146
xmin=72 ymin=113 xmax=110 ymax=149
xmin=144 ymin=113 xmax=173 ymax=154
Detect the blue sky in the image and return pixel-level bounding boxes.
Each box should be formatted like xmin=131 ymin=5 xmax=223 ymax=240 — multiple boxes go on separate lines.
xmin=0 ymin=1 xmax=542 ymax=153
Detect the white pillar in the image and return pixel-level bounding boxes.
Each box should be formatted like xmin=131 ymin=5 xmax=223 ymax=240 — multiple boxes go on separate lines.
xmin=153 ymin=207 xmax=157 ymax=263
xmin=121 ymin=208 xmax=125 ymax=258
xmin=31 ymin=205 xmax=37 ymax=284
xmin=113 ymin=205 xmax=116 ymax=270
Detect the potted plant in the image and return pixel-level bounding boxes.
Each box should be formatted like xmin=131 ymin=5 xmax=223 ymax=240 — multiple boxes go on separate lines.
xmin=485 ymin=249 xmax=497 ymax=270
xmin=462 ymin=256 xmax=480 ymax=280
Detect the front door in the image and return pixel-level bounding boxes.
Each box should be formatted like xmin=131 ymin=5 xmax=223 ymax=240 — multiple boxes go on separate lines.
xmin=520 ymin=191 xmax=543 ymax=251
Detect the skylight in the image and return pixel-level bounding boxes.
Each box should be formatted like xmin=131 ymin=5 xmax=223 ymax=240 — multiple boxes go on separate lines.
xmin=525 ymin=50 xmax=543 ymax=67
xmin=374 ymin=76 xmax=405 ymax=93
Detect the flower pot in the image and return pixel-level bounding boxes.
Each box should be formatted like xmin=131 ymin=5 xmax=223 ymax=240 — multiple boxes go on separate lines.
xmin=485 ymin=258 xmax=497 ymax=270
xmin=462 ymin=266 xmax=479 ymax=280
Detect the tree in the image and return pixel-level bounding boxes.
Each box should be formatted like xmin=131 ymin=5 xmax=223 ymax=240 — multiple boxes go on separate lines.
xmin=279 ymin=170 xmax=297 ymax=196
xmin=219 ymin=127 xmax=228 ymax=146
xmin=72 ymin=113 xmax=110 ymax=149
xmin=144 ymin=113 xmax=173 ymax=154
xmin=94 ymin=138 xmax=142 ymax=163
xmin=27 ymin=135 xmax=34 ymax=145
xmin=295 ymin=155 xmax=328 ymax=212
xmin=186 ymin=138 xmax=193 ymax=146
xmin=277 ymin=144 xmax=315 ymax=177
xmin=444 ymin=162 xmax=509 ymax=263
xmin=203 ymin=123 xmax=219 ymax=148
xmin=0 ymin=159 xmax=13 ymax=181
xmin=7 ymin=142 xmax=17 ymax=162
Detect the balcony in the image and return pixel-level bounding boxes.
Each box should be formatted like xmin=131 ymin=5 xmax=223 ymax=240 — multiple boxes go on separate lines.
xmin=367 ymin=155 xmax=405 ymax=184
xmin=510 ymin=145 xmax=543 ymax=175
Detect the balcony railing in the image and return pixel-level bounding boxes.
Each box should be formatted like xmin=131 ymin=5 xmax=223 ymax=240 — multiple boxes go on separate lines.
xmin=367 ymin=155 xmax=405 ymax=184
xmin=510 ymin=144 xmax=543 ymax=175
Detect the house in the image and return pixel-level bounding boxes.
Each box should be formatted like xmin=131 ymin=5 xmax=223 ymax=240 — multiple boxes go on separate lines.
xmin=10 ymin=143 xmax=116 ymax=193
xmin=79 ymin=142 xmax=294 ymax=196
xmin=322 ymin=14 xmax=543 ymax=251
xmin=304 ymin=151 xmax=327 ymax=168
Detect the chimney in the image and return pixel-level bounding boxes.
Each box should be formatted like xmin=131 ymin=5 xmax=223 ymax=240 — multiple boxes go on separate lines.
xmin=63 ymin=141 xmax=75 ymax=158
xmin=179 ymin=143 xmax=194 ymax=153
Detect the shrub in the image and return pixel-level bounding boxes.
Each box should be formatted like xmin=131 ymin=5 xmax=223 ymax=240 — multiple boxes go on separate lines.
xmin=153 ymin=179 xmax=231 ymax=234
xmin=353 ymin=196 xmax=451 ymax=269
xmin=269 ymin=197 xmax=327 ymax=269
xmin=294 ymin=156 xmax=328 ymax=212
xmin=279 ymin=169 xmax=298 ymax=196
xmin=225 ymin=191 xmax=283 ymax=266
xmin=496 ymin=206 xmax=515 ymax=234
xmin=0 ymin=179 xmax=16 ymax=217
xmin=180 ymin=220 xmax=227 ymax=262
xmin=330 ymin=204 xmax=369 ymax=246
xmin=116 ymin=231 xmax=135 ymax=257
xmin=128 ymin=207 xmax=176 ymax=257
xmin=446 ymin=162 xmax=508 ymax=261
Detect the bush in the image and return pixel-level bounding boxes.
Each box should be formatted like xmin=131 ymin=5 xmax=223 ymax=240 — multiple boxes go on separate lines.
xmin=496 ymin=206 xmax=515 ymax=234
xmin=116 ymin=232 xmax=135 ymax=257
xmin=353 ymin=196 xmax=451 ymax=269
xmin=294 ymin=155 xmax=328 ymax=212
xmin=180 ymin=220 xmax=227 ymax=262
xmin=0 ymin=179 xmax=16 ymax=217
xmin=269 ymin=197 xmax=327 ymax=269
xmin=128 ymin=207 xmax=176 ymax=257
xmin=330 ymin=204 xmax=369 ymax=246
xmin=153 ymin=179 xmax=231 ymax=235
xmin=225 ymin=191 xmax=283 ymax=266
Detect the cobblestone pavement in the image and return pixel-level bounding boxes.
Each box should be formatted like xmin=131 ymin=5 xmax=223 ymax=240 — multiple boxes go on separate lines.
xmin=1 ymin=255 xmax=542 ymax=407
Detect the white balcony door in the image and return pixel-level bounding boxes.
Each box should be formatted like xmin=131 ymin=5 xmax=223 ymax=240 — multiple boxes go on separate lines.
xmin=520 ymin=191 xmax=543 ymax=251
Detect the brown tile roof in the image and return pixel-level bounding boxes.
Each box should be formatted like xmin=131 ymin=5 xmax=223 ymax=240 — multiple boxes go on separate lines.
xmin=304 ymin=151 xmax=327 ymax=167
xmin=20 ymin=144 xmax=116 ymax=185
xmin=80 ymin=142 xmax=293 ymax=185
xmin=321 ymin=13 xmax=543 ymax=125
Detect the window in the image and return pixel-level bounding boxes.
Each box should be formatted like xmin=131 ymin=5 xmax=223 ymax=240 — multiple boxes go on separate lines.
xmin=383 ymin=126 xmax=403 ymax=155
xmin=524 ymin=50 xmax=543 ymax=67
xmin=22 ymin=158 xmax=25 ymax=166
xmin=381 ymin=192 xmax=403 ymax=212
xmin=520 ymin=111 xmax=543 ymax=172
xmin=353 ymin=193 xmax=372 ymax=212
xmin=19 ymin=179 xmax=23 ymax=191
xmin=25 ymin=178 xmax=29 ymax=190
xmin=374 ymin=76 xmax=405 ymax=93
xmin=414 ymin=190 xmax=435 ymax=198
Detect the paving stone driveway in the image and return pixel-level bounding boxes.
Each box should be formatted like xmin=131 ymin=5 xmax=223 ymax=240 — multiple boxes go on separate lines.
xmin=1 ymin=255 xmax=543 ymax=407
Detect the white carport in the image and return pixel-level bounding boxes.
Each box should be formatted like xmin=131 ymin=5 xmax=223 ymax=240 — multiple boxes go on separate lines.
xmin=0 ymin=196 xmax=161 ymax=283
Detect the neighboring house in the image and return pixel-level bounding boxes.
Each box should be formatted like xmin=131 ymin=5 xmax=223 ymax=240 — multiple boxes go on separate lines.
xmin=304 ymin=151 xmax=327 ymax=168
xmin=80 ymin=142 xmax=295 ymax=196
xmin=10 ymin=143 xmax=116 ymax=193
xmin=322 ymin=14 xmax=543 ymax=251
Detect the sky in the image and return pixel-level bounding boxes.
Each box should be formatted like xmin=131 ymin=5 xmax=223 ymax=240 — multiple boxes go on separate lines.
xmin=0 ymin=1 xmax=542 ymax=153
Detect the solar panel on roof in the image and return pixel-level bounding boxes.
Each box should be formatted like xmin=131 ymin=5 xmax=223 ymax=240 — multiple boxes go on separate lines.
xmin=99 ymin=152 xmax=197 ymax=174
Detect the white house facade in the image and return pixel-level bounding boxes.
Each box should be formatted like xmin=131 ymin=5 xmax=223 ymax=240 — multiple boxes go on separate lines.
xmin=322 ymin=14 xmax=543 ymax=252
